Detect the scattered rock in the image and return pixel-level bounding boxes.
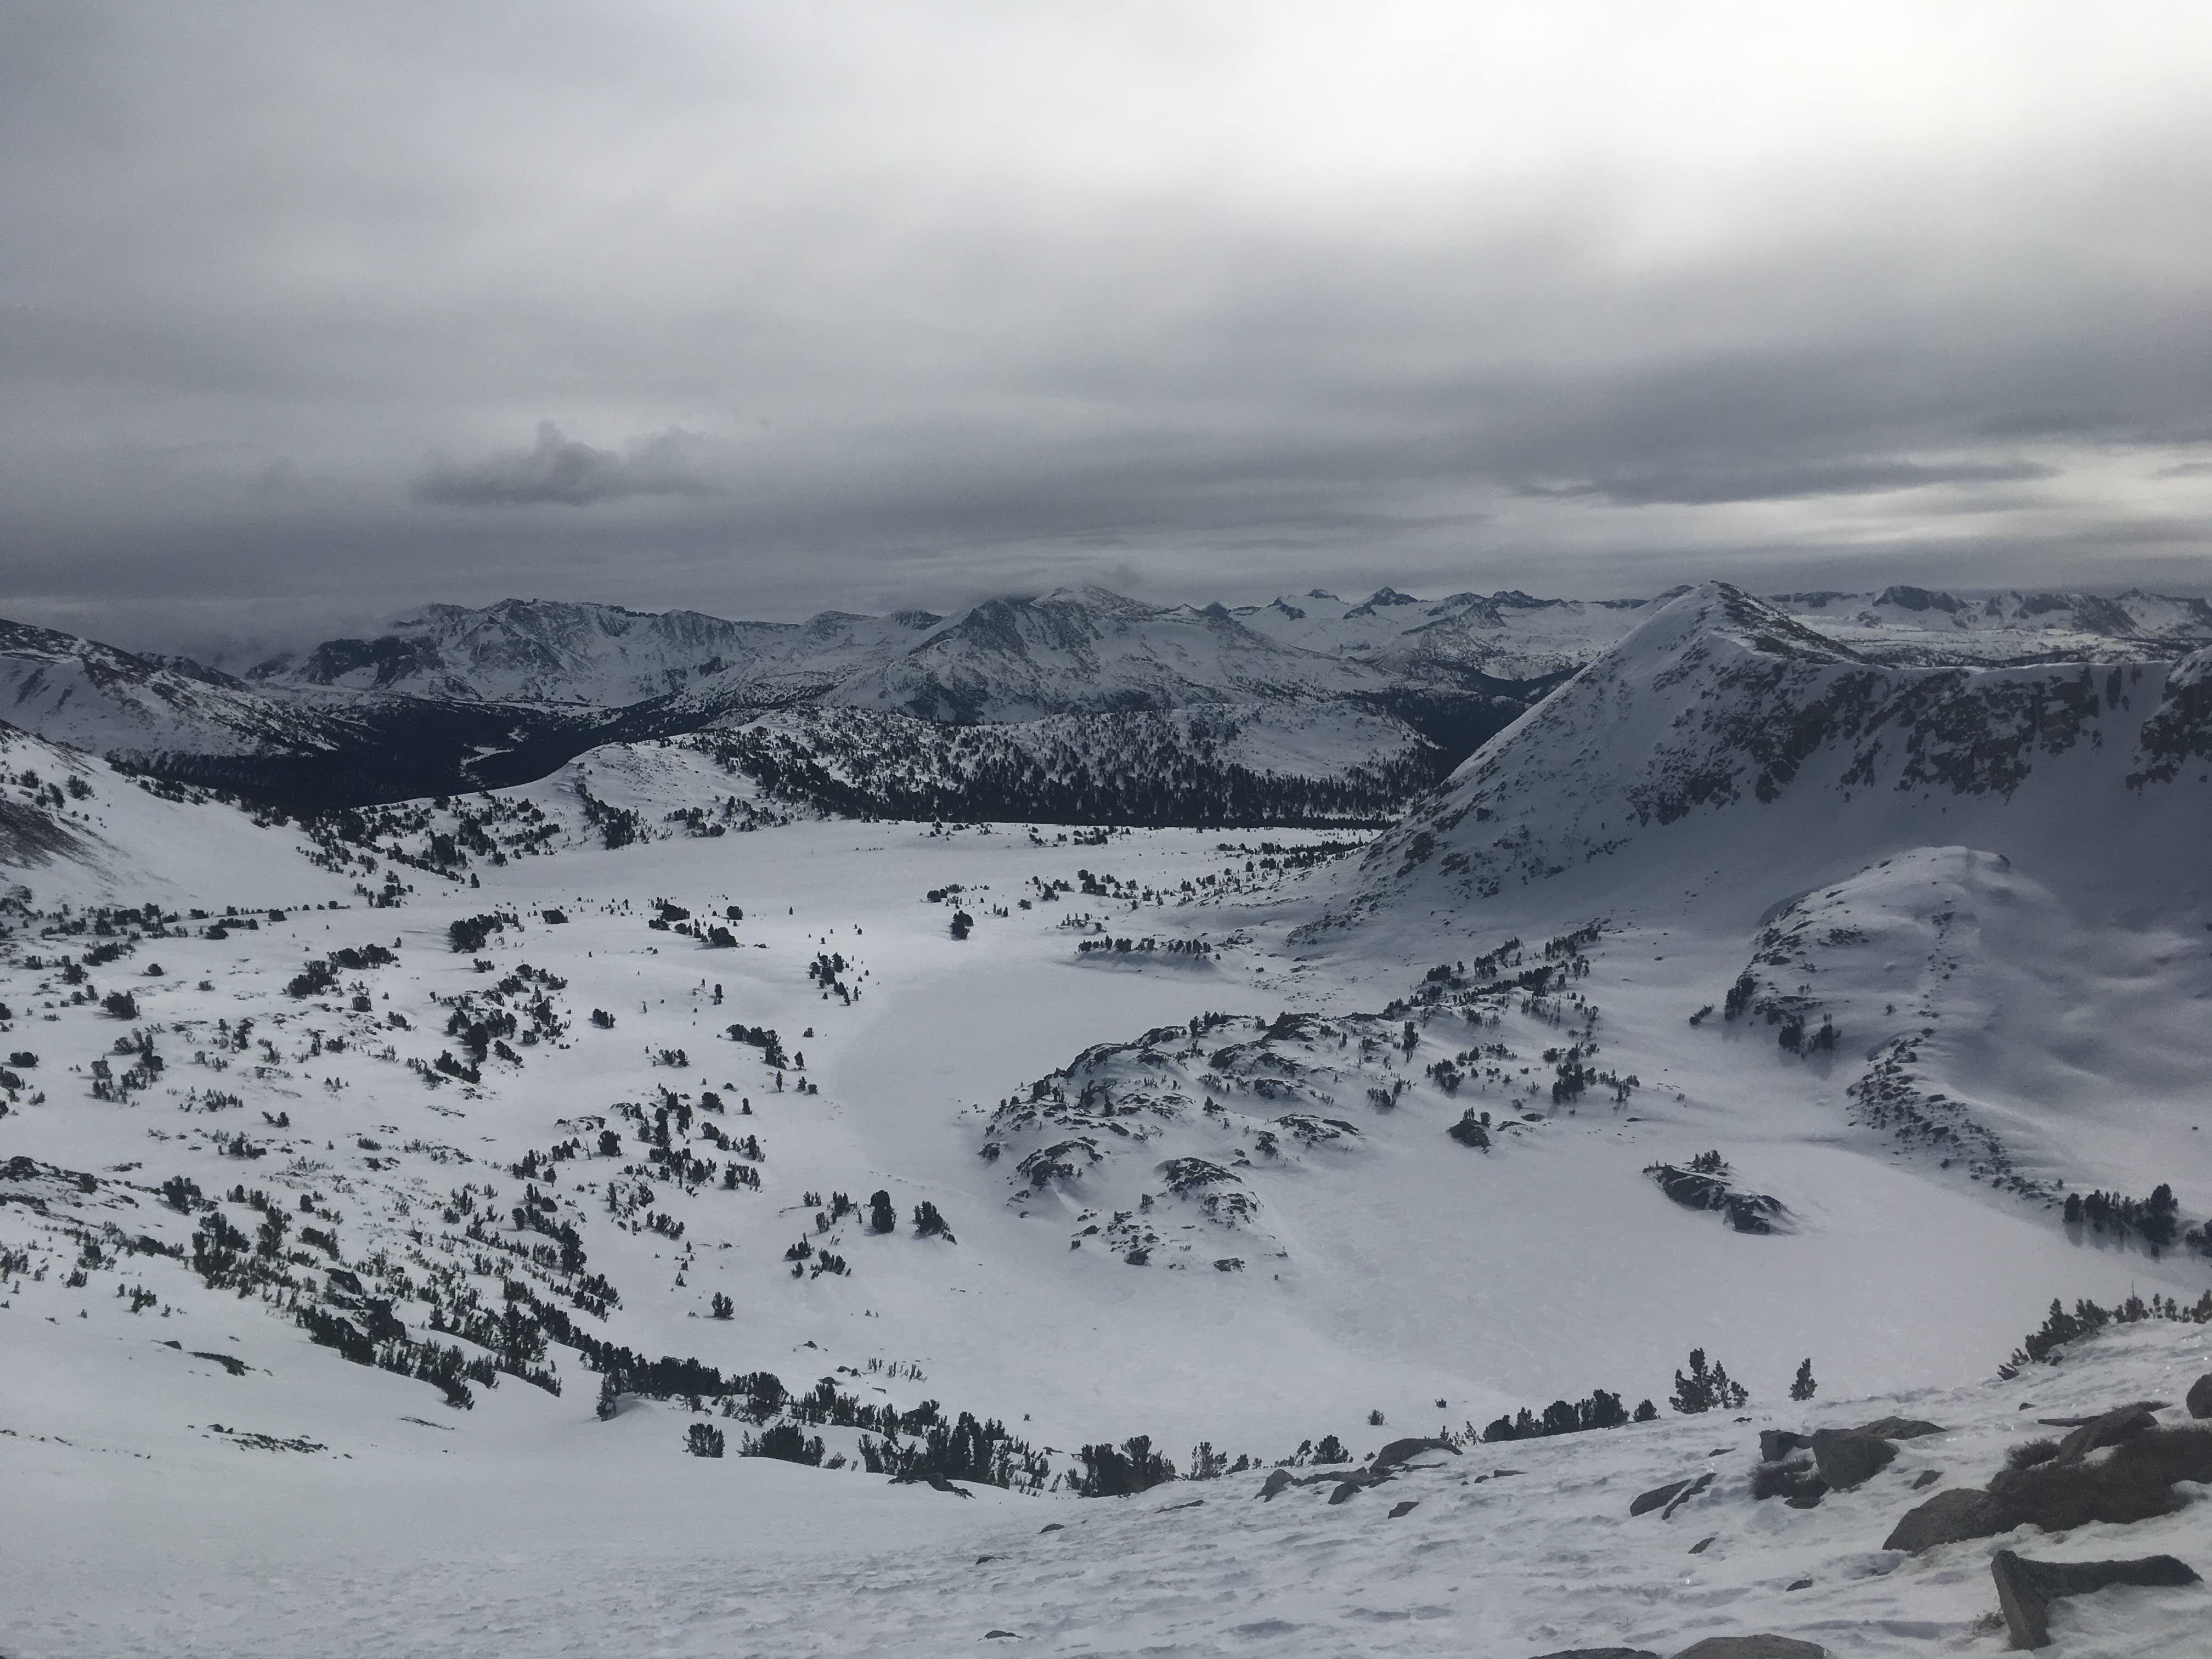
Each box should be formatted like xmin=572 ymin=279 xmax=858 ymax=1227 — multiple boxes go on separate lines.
xmin=1883 ymin=1487 xmax=2019 ymax=1554
xmin=984 ymin=1631 xmax=1019 ymax=1641
xmin=2187 ymin=1373 xmax=2212 ymax=1420
xmin=1689 ymin=1536 xmax=1716 ymax=1555
xmin=1990 ymin=1548 xmax=2199 ymax=1650
xmin=1529 ymin=1650 xmax=1659 ymax=1659
xmin=1759 ymin=1430 xmax=1809 ymax=1463
xmin=1389 ymin=1499 xmax=1419 ymax=1518
xmin=1038 ymin=1523 xmax=1063 ymax=1533
xmin=1785 ymin=1578 xmax=1812 ymax=1592
xmin=1911 ymin=1469 xmax=1941 ymax=1489
xmin=1671 ymin=1638 xmax=1826 ymax=1658
xmin=1259 ymin=1468 xmax=1293 ymax=1500
xmin=1809 ymin=1428 xmax=1896 ymax=1489
xmin=1327 ymin=1480 xmax=1362 ymax=1505
xmin=1632 ymin=1479 xmax=1693 ymax=1517
xmin=1781 ymin=1482 xmax=1826 ymax=1511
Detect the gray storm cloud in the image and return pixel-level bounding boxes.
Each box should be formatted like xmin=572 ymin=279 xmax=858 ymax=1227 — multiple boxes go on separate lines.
xmin=416 ymin=424 xmax=709 ymax=507
xmin=2 ymin=1 xmax=2211 ymax=653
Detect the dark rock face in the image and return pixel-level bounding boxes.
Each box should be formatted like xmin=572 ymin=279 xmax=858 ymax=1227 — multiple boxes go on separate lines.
xmin=1809 ymin=1427 xmax=1897 ymax=1489
xmin=1632 ymin=1479 xmax=1696 ymax=1516
xmin=1671 ymin=1638 xmax=1827 ymax=1658
xmin=1662 ymin=1472 xmax=1718 ymax=1518
xmin=2052 ymin=1401 xmax=2163 ymax=1465
xmin=1990 ymin=1427 xmax=2212 ymax=1530
xmin=1327 ymin=1480 xmax=1362 ymax=1505
xmin=1643 ymin=1162 xmax=1790 ymax=1233
xmin=1369 ymin=1436 xmax=1458 ymax=1476
xmin=1990 ymin=1548 xmax=2199 ymax=1650
xmin=1759 ymin=1430 xmax=1810 ymax=1463
xmin=1257 ymin=1468 xmax=1293 ymax=1500
xmin=1882 ymin=1487 xmax=2018 ymax=1553
xmin=2190 ymin=1373 xmax=2212 ymax=1420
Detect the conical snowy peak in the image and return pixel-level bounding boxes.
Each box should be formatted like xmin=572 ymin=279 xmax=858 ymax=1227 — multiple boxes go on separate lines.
xmin=1598 ymin=580 xmax=1865 ymax=670
xmin=1317 ymin=582 xmax=2210 ymax=935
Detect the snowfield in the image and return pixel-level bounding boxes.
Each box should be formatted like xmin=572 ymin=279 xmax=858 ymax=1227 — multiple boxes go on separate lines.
xmin=7 ymin=582 xmax=2212 ymax=1656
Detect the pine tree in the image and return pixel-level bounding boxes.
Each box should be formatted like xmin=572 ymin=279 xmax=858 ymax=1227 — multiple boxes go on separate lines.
xmin=1670 ymin=1348 xmax=1750 ymax=1413
xmin=1790 ymin=1358 xmax=1817 ymax=1402
xmin=1671 ymin=1348 xmax=1716 ymax=1414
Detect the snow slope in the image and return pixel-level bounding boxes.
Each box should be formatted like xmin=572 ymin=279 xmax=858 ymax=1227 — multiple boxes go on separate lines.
xmin=0 ymin=723 xmax=352 ymax=907
xmin=1325 ymin=582 xmax=2212 ymax=938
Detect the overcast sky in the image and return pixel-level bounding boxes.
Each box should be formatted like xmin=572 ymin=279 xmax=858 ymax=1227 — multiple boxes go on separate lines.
xmin=5 ymin=1 xmax=2212 ymax=657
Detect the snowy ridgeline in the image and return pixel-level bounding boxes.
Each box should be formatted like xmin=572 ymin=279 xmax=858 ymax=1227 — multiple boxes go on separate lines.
xmin=12 ymin=578 xmax=2212 ymax=820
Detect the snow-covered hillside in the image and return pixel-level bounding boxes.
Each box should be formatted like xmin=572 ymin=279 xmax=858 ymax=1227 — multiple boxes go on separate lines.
xmin=1328 ymin=582 xmax=2211 ymax=935
xmin=0 ymin=617 xmax=360 ymax=762
xmin=0 ymin=723 xmax=352 ymax=906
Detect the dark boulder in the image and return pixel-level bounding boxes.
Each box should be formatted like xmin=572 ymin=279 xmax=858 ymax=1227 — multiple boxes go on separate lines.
xmin=1990 ymin=1426 xmax=2212 ymax=1530
xmin=1258 ymin=1468 xmax=1293 ymax=1500
xmin=1662 ymin=1472 xmax=1717 ymax=1518
xmin=1759 ymin=1430 xmax=1810 ymax=1463
xmin=1809 ymin=1427 xmax=1896 ymax=1489
xmin=2186 ymin=1373 xmax=2212 ymax=1420
xmin=1327 ymin=1480 xmax=1362 ymax=1505
xmin=1990 ymin=1548 xmax=2199 ymax=1650
xmin=2052 ymin=1401 xmax=2162 ymax=1465
xmin=1530 ymin=1650 xmax=1658 ymax=1659
xmin=1370 ymin=1435 xmax=1459 ymax=1476
xmin=1671 ymin=1639 xmax=1827 ymax=1658
xmin=1882 ymin=1487 xmax=2018 ymax=1553
xmin=1631 ymin=1478 xmax=1696 ymax=1516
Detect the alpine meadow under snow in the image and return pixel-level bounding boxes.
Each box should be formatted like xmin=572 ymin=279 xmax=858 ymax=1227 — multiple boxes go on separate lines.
xmin=8 ymin=580 xmax=2212 ymax=1657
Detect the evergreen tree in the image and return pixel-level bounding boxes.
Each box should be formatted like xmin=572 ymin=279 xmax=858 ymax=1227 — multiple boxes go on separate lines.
xmin=1669 ymin=1348 xmax=1750 ymax=1414
xmin=1789 ymin=1358 xmax=1817 ymax=1402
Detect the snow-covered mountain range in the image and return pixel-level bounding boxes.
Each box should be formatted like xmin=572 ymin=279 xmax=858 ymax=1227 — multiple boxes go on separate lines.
xmin=12 ymin=580 xmax=2212 ymax=820
xmin=9 ymin=575 xmax=2212 ymax=1657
